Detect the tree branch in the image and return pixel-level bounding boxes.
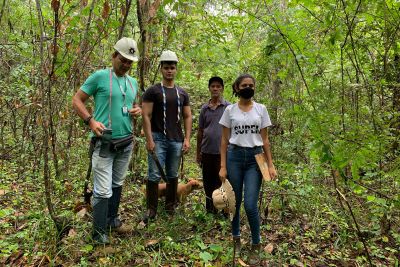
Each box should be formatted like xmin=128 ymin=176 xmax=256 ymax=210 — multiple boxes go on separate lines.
xmin=0 ymin=0 xmax=6 ymax=25
xmin=35 ymin=0 xmax=70 ymax=236
xmin=118 ymin=0 xmax=132 ymax=39
xmin=336 ymin=189 xmax=373 ymax=267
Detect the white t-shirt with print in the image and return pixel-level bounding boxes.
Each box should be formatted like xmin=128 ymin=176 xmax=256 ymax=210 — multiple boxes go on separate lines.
xmin=219 ymin=102 xmax=272 ymax=147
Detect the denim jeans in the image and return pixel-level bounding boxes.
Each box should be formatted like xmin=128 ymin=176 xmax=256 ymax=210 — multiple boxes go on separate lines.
xmin=227 ymin=144 xmax=263 ymax=245
xmin=147 ymin=132 xmax=183 ymax=182
xmin=92 ymin=140 xmax=133 ymax=198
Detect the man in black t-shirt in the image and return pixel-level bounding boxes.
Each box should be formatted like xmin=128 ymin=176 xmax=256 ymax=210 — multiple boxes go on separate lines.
xmin=141 ymin=50 xmax=192 ymax=222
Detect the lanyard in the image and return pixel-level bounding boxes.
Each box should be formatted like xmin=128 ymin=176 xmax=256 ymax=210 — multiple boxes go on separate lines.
xmin=108 ymin=69 xmax=136 ymax=128
xmin=161 ymin=82 xmax=181 ymax=136
xmin=113 ymin=72 xmax=127 ymax=103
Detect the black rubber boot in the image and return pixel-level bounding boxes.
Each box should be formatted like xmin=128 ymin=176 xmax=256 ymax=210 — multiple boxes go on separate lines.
xmin=165 ymin=178 xmax=178 ymax=214
xmin=142 ymin=180 xmax=158 ymax=224
xmin=92 ymin=197 xmax=110 ymax=245
xmin=107 ymin=186 xmax=122 ymax=228
xmin=107 ymin=186 xmax=132 ymax=234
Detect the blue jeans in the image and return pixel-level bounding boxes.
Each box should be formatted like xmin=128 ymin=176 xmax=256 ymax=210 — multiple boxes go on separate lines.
xmin=92 ymin=140 xmax=133 ymax=198
xmin=147 ymin=132 xmax=183 ymax=182
xmin=227 ymin=145 xmax=263 ymax=245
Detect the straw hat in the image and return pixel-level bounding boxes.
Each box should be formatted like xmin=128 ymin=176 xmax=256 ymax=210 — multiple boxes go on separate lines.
xmin=212 ymin=180 xmax=236 ymax=220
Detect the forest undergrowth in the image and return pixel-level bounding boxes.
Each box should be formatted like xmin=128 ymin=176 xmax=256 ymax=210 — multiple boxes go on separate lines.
xmin=1 ymin=140 xmax=399 ymax=267
xmin=1 ymin=0 xmax=400 ymax=266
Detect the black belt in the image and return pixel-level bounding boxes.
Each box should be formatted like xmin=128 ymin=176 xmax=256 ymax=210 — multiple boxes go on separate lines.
xmin=230 ymin=144 xmax=262 ymax=149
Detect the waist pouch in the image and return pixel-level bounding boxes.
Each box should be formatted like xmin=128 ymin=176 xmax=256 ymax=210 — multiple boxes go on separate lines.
xmin=110 ymin=135 xmax=133 ymax=151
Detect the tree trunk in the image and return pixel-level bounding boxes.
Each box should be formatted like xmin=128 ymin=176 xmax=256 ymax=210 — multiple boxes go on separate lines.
xmin=0 ymin=0 xmax=6 ymax=25
xmin=390 ymin=54 xmax=400 ymax=152
xmin=118 ymin=0 xmax=132 ymax=39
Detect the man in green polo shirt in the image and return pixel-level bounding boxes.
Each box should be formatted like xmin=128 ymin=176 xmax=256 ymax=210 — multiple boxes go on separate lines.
xmin=72 ymin=37 xmax=141 ymax=245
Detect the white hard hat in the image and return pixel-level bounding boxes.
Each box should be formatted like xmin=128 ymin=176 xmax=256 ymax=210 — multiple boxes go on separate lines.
xmin=159 ymin=50 xmax=178 ymax=63
xmin=114 ymin=37 xmax=139 ymax=62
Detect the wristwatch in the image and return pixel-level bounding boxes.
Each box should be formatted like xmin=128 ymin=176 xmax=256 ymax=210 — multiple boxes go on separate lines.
xmin=83 ymin=115 xmax=93 ymax=125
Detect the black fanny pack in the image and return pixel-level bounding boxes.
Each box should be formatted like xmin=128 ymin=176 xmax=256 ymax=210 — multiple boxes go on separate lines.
xmin=97 ymin=135 xmax=133 ymax=157
xmin=110 ymin=135 xmax=133 ymax=151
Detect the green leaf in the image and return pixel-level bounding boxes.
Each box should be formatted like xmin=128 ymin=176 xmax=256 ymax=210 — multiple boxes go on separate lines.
xmin=20 ymin=42 xmax=29 ymax=49
xmin=295 ymin=54 xmax=305 ymax=61
xmin=374 ymin=197 xmax=387 ymax=206
xmin=0 ymin=208 xmax=13 ymax=218
xmin=81 ymin=244 xmax=93 ymax=252
xmin=197 ymin=241 xmax=207 ymax=250
xmin=199 ymin=251 xmax=213 ymax=262
xmin=209 ymin=244 xmax=223 ymax=253
xmin=353 ymin=185 xmax=364 ymax=194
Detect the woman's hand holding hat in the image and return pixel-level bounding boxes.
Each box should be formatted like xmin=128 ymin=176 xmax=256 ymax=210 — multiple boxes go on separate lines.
xmin=212 ymin=179 xmax=236 ymax=220
xmin=219 ymin=167 xmax=227 ymax=182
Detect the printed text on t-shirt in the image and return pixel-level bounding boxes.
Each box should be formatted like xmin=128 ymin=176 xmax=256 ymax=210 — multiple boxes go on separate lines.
xmin=234 ymin=125 xmax=260 ymax=134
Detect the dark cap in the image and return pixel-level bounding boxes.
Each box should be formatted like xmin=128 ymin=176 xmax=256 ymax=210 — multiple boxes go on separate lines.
xmin=208 ymin=76 xmax=224 ymax=87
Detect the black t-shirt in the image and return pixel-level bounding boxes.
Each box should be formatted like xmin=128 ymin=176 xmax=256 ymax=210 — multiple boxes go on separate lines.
xmin=142 ymin=83 xmax=190 ymax=141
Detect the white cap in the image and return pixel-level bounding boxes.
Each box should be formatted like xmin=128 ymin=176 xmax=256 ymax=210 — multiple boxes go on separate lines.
xmin=159 ymin=50 xmax=178 ymax=63
xmin=114 ymin=37 xmax=139 ymax=62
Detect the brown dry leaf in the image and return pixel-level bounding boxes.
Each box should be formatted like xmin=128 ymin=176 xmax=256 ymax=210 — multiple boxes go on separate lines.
xmin=6 ymin=251 xmax=25 ymax=266
xmin=137 ymin=220 xmax=146 ymax=230
xmin=264 ymin=242 xmax=274 ymax=254
xmin=51 ymin=43 xmax=59 ymax=56
xmin=51 ymin=0 xmax=60 ymax=11
xmin=102 ymin=1 xmax=110 ymax=19
xmin=14 ymin=211 xmax=24 ymax=217
xmin=11 ymin=181 xmax=19 ymax=191
xmin=64 ymin=181 xmax=73 ymax=192
xmin=93 ymin=246 xmax=117 ymax=257
xmin=60 ymin=110 xmax=69 ymax=119
xmin=237 ymin=258 xmax=249 ymax=266
xmin=76 ymin=207 xmax=87 ymax=219
xmin=43 ymin=255 xmax=51 ymax=264
xmin=148 ymin=0 xmax=161 ymax=19
xmin=139 ymin=0 xmax=146 ymax=7
xmin=98 ymin=257 xmax=109 ymax=265
xmin=68 ymin=228 xmax=77 ymax=237
xmin=0 ymin=189 xmax=7 ymax=195
xmin=120 ymin=4 xmax=126 ymax=16
xmin=17 ymin=223 xmax=27 ymax=231
xmin=145 ymin=239 xmax=159 ymax=248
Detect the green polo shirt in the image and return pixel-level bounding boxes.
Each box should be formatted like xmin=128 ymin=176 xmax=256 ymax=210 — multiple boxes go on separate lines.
xmin=81 ymin=69 xmax=138 ymax=139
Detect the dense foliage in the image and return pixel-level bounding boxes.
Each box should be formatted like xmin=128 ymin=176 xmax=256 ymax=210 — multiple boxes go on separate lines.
xmin=0 ymin=0 xmax=399 ymax=266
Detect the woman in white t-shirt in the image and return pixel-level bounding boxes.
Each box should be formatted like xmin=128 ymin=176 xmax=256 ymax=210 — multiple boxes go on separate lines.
xmin=219 ymin=74 xmax=277 ymax=265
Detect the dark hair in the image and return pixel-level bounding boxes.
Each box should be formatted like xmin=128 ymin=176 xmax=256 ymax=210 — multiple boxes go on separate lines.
xmin=208 ymin=76 xmax=224 ymax=87
xmin=232 ymin=74 xmax=256 ymax=96
xmin=112 ymin=51 xmax=119 ymax=58
xmin=160 ymin=61 xmax=178 ymax=67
